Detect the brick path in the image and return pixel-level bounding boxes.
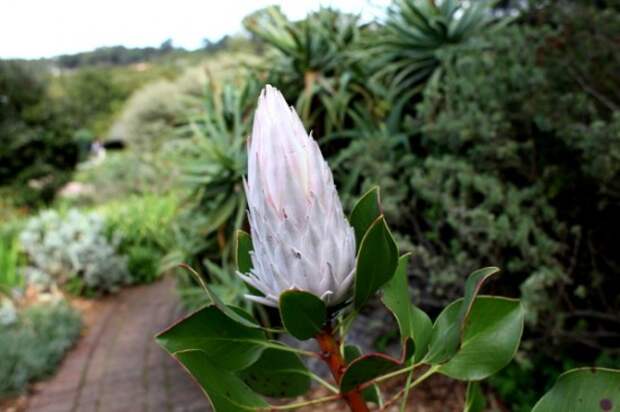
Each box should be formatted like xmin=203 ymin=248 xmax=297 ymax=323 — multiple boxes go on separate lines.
xmin=26 ymin=277 xmax=210 ymax=412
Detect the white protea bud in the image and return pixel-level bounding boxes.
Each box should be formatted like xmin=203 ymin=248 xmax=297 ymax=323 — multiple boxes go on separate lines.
xmin=238 ymin=85 xmax=356 ymax=307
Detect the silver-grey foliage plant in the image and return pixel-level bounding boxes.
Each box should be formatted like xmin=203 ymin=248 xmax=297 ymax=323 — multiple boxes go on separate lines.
xmin=19 ymin=209 xmax=130 ymax=293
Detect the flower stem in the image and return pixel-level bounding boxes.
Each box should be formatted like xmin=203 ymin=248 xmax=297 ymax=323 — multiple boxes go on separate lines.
xmin=358 ymin=362 xmax=418 ymax=391
xmin=315 ymin=326 xmax=370 ymax=412
xmin=380 ymin=365 xmax=439 ymax=411
xmin=308 ymin=372 xmax=339 ymax=394
xmin=258 ymin=341 xmax=319 ymax=358
xmin=261 ymin=393 xmax=342 ymax=410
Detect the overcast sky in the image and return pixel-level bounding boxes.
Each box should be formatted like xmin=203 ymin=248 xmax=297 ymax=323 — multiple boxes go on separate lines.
xmin=1 ymin=0 xmax=389 ymax=59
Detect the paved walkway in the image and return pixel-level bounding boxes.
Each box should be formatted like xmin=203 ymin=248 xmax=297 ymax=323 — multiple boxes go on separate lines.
xmin=26 ymin=278 xmax=209 ymax=412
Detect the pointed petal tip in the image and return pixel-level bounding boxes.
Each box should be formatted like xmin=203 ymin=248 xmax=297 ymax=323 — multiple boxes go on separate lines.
xmin=245 ymin=294 xmax=278 ymax=307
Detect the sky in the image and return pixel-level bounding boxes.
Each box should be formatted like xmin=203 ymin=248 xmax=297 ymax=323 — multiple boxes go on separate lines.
xmin=1 ymin=0 xmax=389 ymax=59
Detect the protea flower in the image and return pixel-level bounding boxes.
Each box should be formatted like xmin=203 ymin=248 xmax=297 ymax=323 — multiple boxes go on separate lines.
xmin=238 ymin=85 xmax=356 ymax=307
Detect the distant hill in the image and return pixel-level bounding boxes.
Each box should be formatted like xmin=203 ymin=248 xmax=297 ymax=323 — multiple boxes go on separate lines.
xmin=53 ymin=41 xmax=186 ymax=69
xmin=51 ymin=35 xmax=251 ymax=69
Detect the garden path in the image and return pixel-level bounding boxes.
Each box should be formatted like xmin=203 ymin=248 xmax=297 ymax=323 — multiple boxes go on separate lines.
xmin=25 ymin=277 xmax=209 ymax=412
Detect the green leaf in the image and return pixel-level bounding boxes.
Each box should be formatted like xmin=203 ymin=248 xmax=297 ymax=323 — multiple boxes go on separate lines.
xmin=239 ymin=348 xmax=311 ymax=398
xmin=175 ymin=350 xmax=269 ymax=411
xmin=180 ymin=264 xmax=259 ymax=328
xmin=382 ymin=254 xmax=433 ymax=362
xmin=234 ymin=231 xmax=264 ymax=298
xmin=236 ymin=230 xmax=253 ymax=274
xmin=349 ymin=186 xmax=381 ymax=251
xmin=435 ymin=296 xmax=524 ymax=380
xmin=464 ymin=381 xmax=486 ymax=412
xmin=354 ymin=216 xmax=399 ymax=310
xmin=156 ymin=305 xmax=266 ymax=371
xmin=458 ymin=267 xmax=500 ymax=336
xmin=279 ymin=290 xmax=326 ymax=340
xmin=344 ymin=345 xmax=381 ymax=404
xmin=532 ymin=367 xmax=620 ymax=412
xmin=425 ymin=267 xmax=500 ymax=363
xmin=340 ymin=353 xmax=401 ymax=393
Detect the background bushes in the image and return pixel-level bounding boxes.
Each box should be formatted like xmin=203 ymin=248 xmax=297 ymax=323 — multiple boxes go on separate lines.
xmin=101 ymin=194 xmax=179 ymax=284
xmin=413 ymin=17 xmax=620 ymax=354
xmin=19 ymin=209 xmax=130 ymax=295
xmin=0 ymin=60 xmax=79 ymax=206
xmin=0 ymin=302 xmax=81 ymax=396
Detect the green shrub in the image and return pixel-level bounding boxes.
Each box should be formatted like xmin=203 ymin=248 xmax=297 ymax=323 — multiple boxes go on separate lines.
xmin=0 ymin=301 xmax=81 ymax=396
xmin=414 ymin=13 xmax=620 ymax=350
xmin=125 ymin=245 xmax=160 ymax=284
xmin=0 ymin=60 xmax=79 ymax=206
xmin=0 ymin=232 xmax=24 ymax=298
xmin=68 ymin=151 xmax=179 ymax=206
xmin=407 ymin=156 xmax=564 ymax=306
xmin=110 ymin=65 xmax=211 ymax=152
xmin=111 ymin=79 xmax=188 ymax=151
xmin=53 ymin=67 xmax=137 ymax=136
xmin=101 ymin=194 xmax=180 ymax=283
xmin=162 ymin=76 xmax=261 ymax=310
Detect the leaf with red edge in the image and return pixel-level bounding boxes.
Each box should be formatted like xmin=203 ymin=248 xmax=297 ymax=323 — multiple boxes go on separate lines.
xmin=340 ymin=353 xmax=401 ymax=393
xmin=344 ymin=345 xmax=381 ymax=404
xmin=425 ymin=267 xmax=500 ymax=364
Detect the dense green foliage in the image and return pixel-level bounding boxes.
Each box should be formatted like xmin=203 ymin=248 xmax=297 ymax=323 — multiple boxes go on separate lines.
xmin=163 ymin=77 xmax=261 ymax=309
xmin=0 ymin=231 xmax=23 ymax=298
xmin=0 ymin=48 xmax=194 ymax=206
xmin=101 ymin=194 xmax=179 ymax=284
xmin=0 ymin=302 xmax=81 ymax=396
xmin=0 ymin=60 xmax=79 ymax=205
xmin=414 ymin=15 xmax=620 ymax=351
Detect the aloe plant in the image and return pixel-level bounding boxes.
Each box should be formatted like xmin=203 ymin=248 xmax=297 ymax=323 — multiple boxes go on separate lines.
xmin=164 ymin=76 xmax=261 ymax=309
xmin=244 ymin=6 xmax=368 ymax=139
xmin=365 ymin=0 xmax=504 ymax=101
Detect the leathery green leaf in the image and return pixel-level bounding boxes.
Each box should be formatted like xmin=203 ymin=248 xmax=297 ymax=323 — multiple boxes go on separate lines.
xmin=344 ymin=345 xmax=381 ymax=404
xmin=279 ymin=290 xmax=326 ymax=340
xmin=532 ymin=367 xmax=620 ymax=412
xmin=349 ymin=186 xmax=382 ymax=251
xmin=354 ymin=215 xmax=398 ymax=310
xmin=156 ymin=305 xmax=265 ymax=371
xmin=382 ymin=254 xmax=433 ymax=362
xmin=239 ymin=348 xmax=311 ymax=398
xmin=175 ymin=350 xmax=269 ymax=411
xmin=435 ymin=296 xmax=524 ymax=380
xmin=425 ymin=267 xmax=500 ymax=363
xmin=340 ymin=353 xmax=401 ymax=393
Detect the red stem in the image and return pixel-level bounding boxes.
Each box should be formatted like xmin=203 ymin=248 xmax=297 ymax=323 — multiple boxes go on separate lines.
xmin=315 ymin=327 xmax=370 ymax=412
